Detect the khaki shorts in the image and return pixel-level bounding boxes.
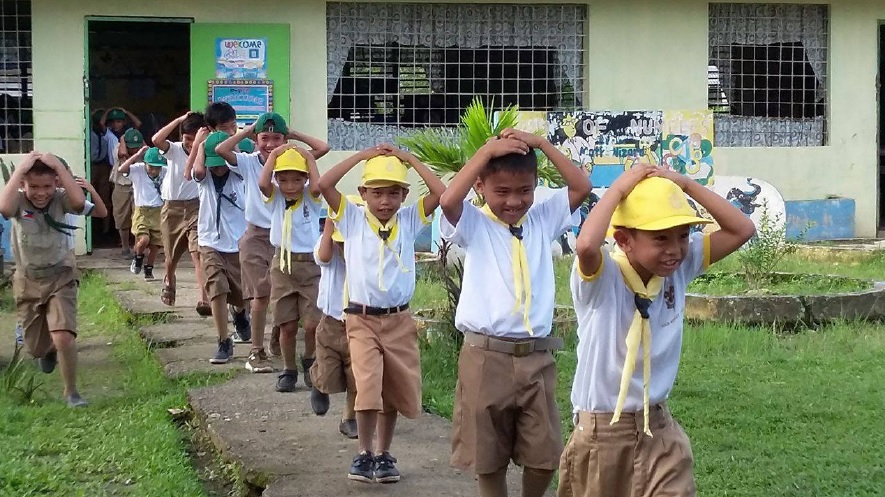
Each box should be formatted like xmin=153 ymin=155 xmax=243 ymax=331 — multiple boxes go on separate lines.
xmin=112 ymin=183 xmax=134 ymax=230
xmin=200 ymin=247 xmax=244 ymax=306
xmin=557 ymin=404 xmax=696 ymax=497
xmin=451 ymin=339 xmax=563 ymax=473
xmin=270 ymin=252 xmax=321 ymax=327
xmin=161 ymin=199 xmax=200 ymax=265
xmin=13 ymin=267 xmax=78 ymax=359
xmin=131 ymin=206 xmax=162 ymax=245
xmin=346 ymin=311 xmax=421 ymax=418
xmin=310 ymin=314 xmax=356 ymax=395
xmin=238 ymin=224 xmax=273 ymax=301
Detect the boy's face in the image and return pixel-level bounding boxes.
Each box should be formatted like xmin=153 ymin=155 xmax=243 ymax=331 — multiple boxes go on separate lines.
xmin=216 ymin=120 xmax=237 ymax=136
xmin=359 ymin=185 xmax=407 ymax=224
xmin=257 ymin=132 xmax=286 ymax=159
xmin=182 ymin=133 xmax=197 ymax=153
xmin=614 ymin=225 xmax=691 ymax=280
xmin=276 ymin=170 xmax=307 ymax=199
xmin=22 ymin=172 xmax=57 ymax=209
xmin=210 ymin=165 xmax=230 ymax=177
xmin=109 ymin=119 xmax=126 ymax=133
xmin=147 ymin=165 xmax=163 ymax=178
xmin=475 ymin=169 xmax=537 ymax=226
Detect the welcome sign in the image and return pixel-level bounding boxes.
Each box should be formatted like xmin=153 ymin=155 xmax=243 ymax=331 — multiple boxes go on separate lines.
xmin=216 ymin=38 xmax=267 ymax=79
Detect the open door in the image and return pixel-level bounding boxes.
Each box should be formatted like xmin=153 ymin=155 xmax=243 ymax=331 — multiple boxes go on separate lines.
xmin=880 ymin=23 xmax=885 ymax=234
xmin=190 ymin=24 xmax=291 ymax=126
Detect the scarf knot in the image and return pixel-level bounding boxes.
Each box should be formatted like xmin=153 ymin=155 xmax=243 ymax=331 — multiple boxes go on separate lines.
xmin=508 ymin=224 xmax=523 ymax=240
xmin=634 ymin=294 xmax=653 ymax=319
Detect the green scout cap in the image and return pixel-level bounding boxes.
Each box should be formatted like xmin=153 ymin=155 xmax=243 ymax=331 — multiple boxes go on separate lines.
xmin=107 ymin=108 xmax=126 ymax=121
xmin=204 ymin=131 xmax=230 ymax=167
xmin=144 ymin=147 xmax=167 ymax=167
xmin=239 ymin=137 xmax=256 ymax=154
xmin=254 ymin=112 xmax=288 ymax=135
xmin=123 ymin=128 xmax=144 ymax=149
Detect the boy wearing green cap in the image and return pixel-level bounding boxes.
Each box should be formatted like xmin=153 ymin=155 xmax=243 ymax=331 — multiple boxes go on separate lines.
xmin=109 ymin=128 xmax=145 ymax=258
xmin=0 ymin=152 xmax=89 ymax=407
xmin=192 ymin=129 xmax=249 ymax=365
xmin=118 ymin=146 xmax=167 ymax=281
xmin=560 ymin=166 xmax=755 ymax=497
xmin=318 ymin=143 xmax=446 ymax=483
xmin=215 ymin=112 xmax=330 ymax=380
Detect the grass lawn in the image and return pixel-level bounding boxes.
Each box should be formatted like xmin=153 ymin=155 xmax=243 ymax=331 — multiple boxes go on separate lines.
xmin=0 ymin=273 xmax=229 ymax=497
xmin=417 ymin=251 xmax=885 ymax=496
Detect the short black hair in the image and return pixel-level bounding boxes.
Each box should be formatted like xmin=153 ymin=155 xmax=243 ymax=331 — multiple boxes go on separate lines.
xmin=478 ymin=149 xmax=538 ymax=180
xmin=27 ymin=160 xmax=55 ymax=176
xmin=180 ymin=112 xmax=206 ymax=135
xmin=205 ymin=102 xmax=236 ymax=129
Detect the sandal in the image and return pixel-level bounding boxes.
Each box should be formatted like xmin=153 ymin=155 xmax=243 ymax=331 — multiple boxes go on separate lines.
xmin=161 ymin=277 xmax=176 ymax=306
xmin=195 ymin=301 xmax=212 ymax=317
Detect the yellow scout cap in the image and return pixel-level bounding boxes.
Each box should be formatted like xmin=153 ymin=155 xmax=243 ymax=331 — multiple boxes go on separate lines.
xmin=611 ymin=177 xmax=711 ymax=231
xmin=360 ymin=155 xmax=409 ymax=187
xmin=274 ymin=149 xmax=308 ymax=173
xmin=331 ymin=195 xmax=365 ymax=242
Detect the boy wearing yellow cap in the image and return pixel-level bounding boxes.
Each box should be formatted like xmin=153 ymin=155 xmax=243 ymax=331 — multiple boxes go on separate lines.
xmin=559 ymin=165 xmax=755 ymax=497
xmin=216 ymin=112 xmax=330 ymax=378
xmin=438 ymin=129 xmax=590 ymax=497
xmin=118 ymin=146 xmax=167 ymax=282
xmin=257 ymin=145 xmax=324 ymax=381
xmin=318 ymin=143 xmax=446 ymax=483
xmin=310 ymin=210 xmax=359 ymax=439
xmin=191 ymin=129 xmax=249 ymax=365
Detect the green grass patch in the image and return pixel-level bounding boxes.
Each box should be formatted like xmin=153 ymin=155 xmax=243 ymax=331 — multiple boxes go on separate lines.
xmin=0 ymin=272 xmax=221 ymax=497
xmin=419 ymin=251 xmax=885 ymax=496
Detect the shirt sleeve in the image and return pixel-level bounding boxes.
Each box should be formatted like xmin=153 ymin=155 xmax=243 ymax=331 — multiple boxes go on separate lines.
xmin=330 ymin=195 xmax=362 ymax=238
xmin=313 ymin=237 xmax=333 ymax=267
xmin=7 ymin=190 xmax=23 ymax=218
xmin=440 ymin=200 xmax=479 ymax=248
xmin=79 ymin=200 xmax=95 ymax=216
xmin=231 ymin=152 xmax=255 ymax=176
xmin=125 ymin=163 xmax=146 ymax=178
xmin=531 ymin=188 xmax=574 ymax=241
xmin=58 ymin=189 xmax=80 ymax=215
xmin=401 ymin=197 xmax=432 ymax=236
xmin=570 ymin=247 xmax=618 ymax=308
xmin=675 ymin=232 xmax=711 ymax=283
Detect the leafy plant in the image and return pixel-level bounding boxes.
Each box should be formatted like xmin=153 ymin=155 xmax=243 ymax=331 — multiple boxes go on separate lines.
xmin=1 ymin=344 xmax=45 ymax=404
xmin=435 ymin=238 xmax=464 ymax=348
xmin=736 ymin=202 xmax=806 ymax=290
xmin=0 ymin=157 xmax=14 ymax=183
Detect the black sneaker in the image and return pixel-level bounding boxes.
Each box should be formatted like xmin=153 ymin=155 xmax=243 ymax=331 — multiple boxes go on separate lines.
xmin=373 ymin=452 xmax=401 ymax=483
xmin=348 ymin=451 xmax=375 ymax=483
xmin=231 ymin=309 xmax=251 ymax=343
xmin=301 ymin=356 xmax=315 ymax=388
xmin=310 ymin=386 xmax=330 ymax=415
xmin=339 ymin=419 xmax=358 ymax=439
xmin=143 ymin=265 xmax=154 ymax=281
xmin=130 ymin=255 xmax=144 ymax=274
xmin=209 ymin=338 xmax=234 ymax=364
xmin=276 ymin=369 xmax=298 ymax=392
xmin=38 ymin=350 xmax=57 ymax=373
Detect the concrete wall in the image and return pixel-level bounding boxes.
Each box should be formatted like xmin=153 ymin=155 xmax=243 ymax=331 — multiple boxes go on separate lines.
xmin=16 ymin=0 xmax=885 ymax=253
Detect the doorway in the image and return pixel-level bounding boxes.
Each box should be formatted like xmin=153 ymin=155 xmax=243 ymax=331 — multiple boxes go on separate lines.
xmin=86 ymin=18 xmax=190 ymax=248
xmin=879 ymin=24 xmax=885 ymax=232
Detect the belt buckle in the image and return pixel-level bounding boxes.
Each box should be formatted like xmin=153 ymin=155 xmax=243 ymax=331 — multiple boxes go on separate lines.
xmin=512 ymin=341 xmax=533 ymax=357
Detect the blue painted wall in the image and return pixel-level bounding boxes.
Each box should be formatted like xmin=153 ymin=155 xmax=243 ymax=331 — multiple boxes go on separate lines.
xmin=785 ymin=198 xmax=855 ymax=241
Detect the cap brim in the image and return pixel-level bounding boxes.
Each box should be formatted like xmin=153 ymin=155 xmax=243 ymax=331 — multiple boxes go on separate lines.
xmin=146 ymin=162 xmax=166 ymax=168
xmin=361 ymin=179 xmax=409 ymax=188
xmin=125 ymin=141 xmax=141 ymax=148
xmin=205 ymin=157 xmax=227 ymax=167
xmin=634 ymin=215 xmax=712 ymax=231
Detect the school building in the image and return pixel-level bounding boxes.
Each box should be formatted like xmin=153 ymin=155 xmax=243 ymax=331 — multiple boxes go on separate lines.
xmin=2 ymin=0 xmax=884 ymax=253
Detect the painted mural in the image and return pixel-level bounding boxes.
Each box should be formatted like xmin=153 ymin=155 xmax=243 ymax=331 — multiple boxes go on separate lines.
xmin=661 ymin=110 xmax=715 ymax=186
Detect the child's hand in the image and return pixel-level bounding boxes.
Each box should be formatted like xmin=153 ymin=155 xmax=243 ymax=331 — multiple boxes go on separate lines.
xmin=499 ymin=128 xmax=544 ymax=148
xmin=356 ymin=144 xmax=387 ymax=162
xmin=16 ymin=151 xmax=40 ymax=173
xmin=134 ymin=146 xmax=149 ymax=160
xmin=39 ymin=153 xmax=66 ymax=172
xmin=378 ymin=143 xmax=415 ymax=164
xmin=194 ymin=127 xmax=211 ymax=145
xmin=649 ymin=167 xmax=693 ymax=191
xmin=179 ymin=111 xmax=194 ymax=122
xmin=323 ymin=216 xmax=335 ymax=233
xmin=609 ymin=163 xmax=656 ymax=199
xmin=75 ymin=177 xmax=95 ymax=193
xmin=479 ymin=136 xmax=530 ymax=159
xmin=292 ymin=145 xmax=315 ymax=162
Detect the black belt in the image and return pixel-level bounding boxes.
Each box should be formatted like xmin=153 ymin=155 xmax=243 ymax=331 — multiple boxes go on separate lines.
xmin=344 ymin=302 xmax=409 ymax=316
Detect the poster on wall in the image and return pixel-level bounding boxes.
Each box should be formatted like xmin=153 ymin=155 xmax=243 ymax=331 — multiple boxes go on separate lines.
xmin=216 ymin=38 xmax=268 ymax=79
xmin=208 ymin=79 xmax=273 ymax=127
xmin=661 ymin=110 xmax=716 ymax=186
xmin=548 ymin=111 xmax=662 ymax=188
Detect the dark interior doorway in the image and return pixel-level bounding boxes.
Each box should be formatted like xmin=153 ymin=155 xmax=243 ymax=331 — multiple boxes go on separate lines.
xmin=879 ymin=24 xmax=885 ymax=231
xmin=86 ymin=19 xmax=190 ymax=248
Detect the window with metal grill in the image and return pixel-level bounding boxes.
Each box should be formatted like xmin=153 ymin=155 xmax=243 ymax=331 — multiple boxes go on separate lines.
xmin=0 ymin=0 xmax=31 ymax=153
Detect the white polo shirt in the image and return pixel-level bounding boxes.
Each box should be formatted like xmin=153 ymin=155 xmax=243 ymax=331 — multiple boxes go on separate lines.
xmin=64 ymin=200 xmax=95 ymax=250
xmin=232 ymin=152 xmax=272 ymax=229
xmin=315 ymin=240 xmax=347 ymax=320
xmin=440 ymin=188 xmax=574 ymax=338
xmin=266 ymin=185 xmax=322 ymax=251
xmin=195 ymin=169 xmax=247 ymax=253
xmin=332 ymin=196 xmax=431 ymax=308
xmin=569 ymin=232 xmax=710 ymax=413
xmin=160 ymin=142 xmax=199 ymax=201
xmin=126 ymin=164 xmax=165 ymax=208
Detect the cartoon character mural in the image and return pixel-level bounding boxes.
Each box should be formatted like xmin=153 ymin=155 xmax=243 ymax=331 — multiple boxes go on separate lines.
xmin=552 ymin=113 xmax=594 ymax=172
xmin=726 ymin=178 xmax=763 ymax=215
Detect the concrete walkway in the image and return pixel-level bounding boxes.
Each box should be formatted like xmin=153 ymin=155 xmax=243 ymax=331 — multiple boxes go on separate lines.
xmin=81 ymin=249 xmax=542 ymax=497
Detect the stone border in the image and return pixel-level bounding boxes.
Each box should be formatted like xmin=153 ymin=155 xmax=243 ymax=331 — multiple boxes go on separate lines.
xmin=686 ymin=276 xmax=885 ymax=326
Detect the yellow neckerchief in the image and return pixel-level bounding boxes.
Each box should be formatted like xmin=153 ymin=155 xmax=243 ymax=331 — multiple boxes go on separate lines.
xmin=479 ymin=204 xmax=532 ymax=335
xmin=610 ymin=248 xmax=663 ymax=437
xmin=279 ymin=194 xmax=304 ymax=274
xmin=363 ymin=208 xmax=408 ymax=291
